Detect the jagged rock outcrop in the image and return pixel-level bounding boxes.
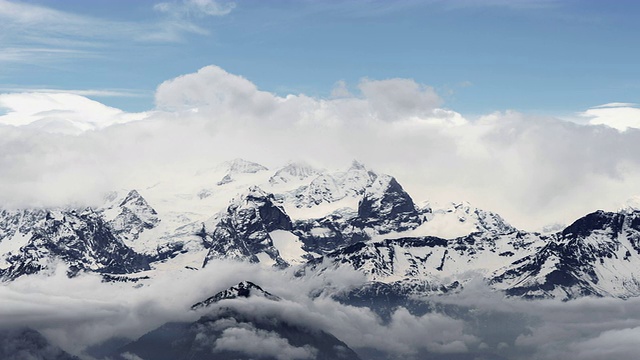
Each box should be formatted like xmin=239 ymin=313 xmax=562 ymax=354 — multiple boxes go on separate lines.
xmin=104 ymin=190 xmax=160 ymax=243
xmin=356 ymin=174 xmax=422 ymax=233
xmin=288 ymin=160 xmax=376 ymax=208
xmin=203 ymin=187 xmax=293 ymax=267
xmin=0 ymin=209 xmax=149 ymax=280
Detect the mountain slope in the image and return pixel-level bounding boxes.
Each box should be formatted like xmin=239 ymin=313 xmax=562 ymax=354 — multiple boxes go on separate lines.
xmin=0 ymin=208 xmax=149 ymax=280
xmin=110 ymin=282 xmax=361 ymax=360
xmin=491 ymin=210 xmax=640 ymax=299
xmin=202 ymin=186 xmax=296 ymax=267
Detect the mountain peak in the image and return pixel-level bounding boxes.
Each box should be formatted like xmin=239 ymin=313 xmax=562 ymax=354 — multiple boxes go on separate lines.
xmin=203 ymin=187 xmax=292 ymax=267
xmin=269 ymin=161 xmax=320 ymax=185
xmin=107 ymin=189 xmax=159 ymax=243
xmin=348 ymin=160 xmax=366 ymax=171
xmin=119 ymin=190 xmax=149 ymax=208
xmin=620 ymin=195 xmax=640 ymax=213
xmin=357 ymin=174 xmax=421 ymax=232
xmin=246 ymin=185 xmax=268 ymax=199
xmin=191 ymin=281 xmax=280 ymax=310
xmin=217 ymin=159 xmax=268 ymax=186
xmin=227 ymin=158 xmax=268 ymax=174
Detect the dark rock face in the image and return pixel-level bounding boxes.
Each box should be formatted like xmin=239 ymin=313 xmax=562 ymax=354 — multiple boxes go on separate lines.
xmin=303 ymin=236 xmax=450 ymax=281
xmin=203 ymin=187 xmax=293 ymax=267
xmin=294 ymin=209 xmax=369 ymax=254
xmin=0 ymin=328 xmax=79 ymax=360
xmin=293 ymin=174 xmax=424 ymax=254
xmin=0 ymin=209 xmax=149 ymax=281
xmin=0 ymin=210 xmax=48 ymax=243
xmin=356 ymin=175 xmax=421 ymax=233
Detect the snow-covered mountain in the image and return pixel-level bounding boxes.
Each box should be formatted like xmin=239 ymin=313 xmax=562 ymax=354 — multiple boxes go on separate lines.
xmin=0 ymin=208 xmax=149 ymax=280
xmin=491 ymin=209 xmax=640 ymax=299
xmin=268 ymin=161 xmax=320 ymax=185
xmin=217 ymin=158 xmax=269 ymax=185
xmin=1 ymin=158 xmax=640 ymax=300
xmin=202 ymin=186 xmax=299 ymax=268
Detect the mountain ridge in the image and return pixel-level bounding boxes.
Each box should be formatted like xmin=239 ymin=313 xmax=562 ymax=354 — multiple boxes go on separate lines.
xmin=0 ymin=159 xmax=639 ymax=300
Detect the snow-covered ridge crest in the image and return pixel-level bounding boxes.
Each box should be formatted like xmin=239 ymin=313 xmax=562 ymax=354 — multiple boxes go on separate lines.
xmin=2 ymin=158 xmax=640 ymax=300
xmin=269 ymin=161 xmax=320 ymax=185
xmin=217 ymin=158 xmax=268 ymax=185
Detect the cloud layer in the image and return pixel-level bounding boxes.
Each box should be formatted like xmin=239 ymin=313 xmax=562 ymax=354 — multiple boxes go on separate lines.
xmin=0 ymin=65 xmax=639 ymax=230
xmin=3 ymin=261 xmax=640 ymax=360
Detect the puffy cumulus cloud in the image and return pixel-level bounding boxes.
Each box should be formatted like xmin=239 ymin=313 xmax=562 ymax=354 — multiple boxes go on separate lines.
xmin=211 ymin=324 xmax=318 ymax=360
xmin=566 ymin=327 xmax=640 ymax=360
xmin=1 ymin=65 xmax=640 ymax=230
xmin=323 ymin=305 xmax=477 ymax=356
xmin=579 ymin=103 xmax=640 ymax=131
xmin=155 ymin=65 xmax=279 ymax=118
xmin=358 ymin=77 xmax=442 ymax=122
xmin=430 ymin=284 xmax=640 ymax=360
xmin=200 ymin=293 xmax=478 ymax=358
xmin=0 ymin=92 xmax=148 ymax=134
xmin=154 ymin=65 xmax=454 ymax=127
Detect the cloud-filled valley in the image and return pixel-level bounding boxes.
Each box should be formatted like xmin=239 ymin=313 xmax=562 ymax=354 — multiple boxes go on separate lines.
xmin=2 ymin=261 xmax=640 ymax=360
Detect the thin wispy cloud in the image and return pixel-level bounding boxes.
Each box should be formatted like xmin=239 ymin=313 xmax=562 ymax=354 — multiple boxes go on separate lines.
xmin=154 ymin=0 xmax=236 ymax=18
xmin=0 ymin=47 xmax=96 ymax=64
xmin=0 ymin=87 xmax=150 ymax=98
xmin=441 ymin=0 xmax=562 ymax=10
xmin=0 ymin=0 xmax=233 ymax=65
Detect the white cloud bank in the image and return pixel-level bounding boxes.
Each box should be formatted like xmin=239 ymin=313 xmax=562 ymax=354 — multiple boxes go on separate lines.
xmin=0 ymin=65 xmax=639 ymax=230
xmin=0 ymin=92 xmax=148 ymax=134
xmin=580 ymin=102 xmax=640 ymax=131
xmin=3 ymin=261 xmax=640 ymax=360
xmin=209 ymin=322 xmax=318 ymax=360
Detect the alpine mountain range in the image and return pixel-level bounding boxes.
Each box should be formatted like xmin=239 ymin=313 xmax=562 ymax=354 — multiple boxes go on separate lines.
xmin=2 ymin=158 xmax=639 ymax=300
xmin=3 ymin=158 xmax=640 ymax=360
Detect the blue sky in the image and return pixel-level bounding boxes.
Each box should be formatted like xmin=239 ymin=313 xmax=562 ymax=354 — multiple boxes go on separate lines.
xmin=1 ymin=0 xmax=639 ymax=115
